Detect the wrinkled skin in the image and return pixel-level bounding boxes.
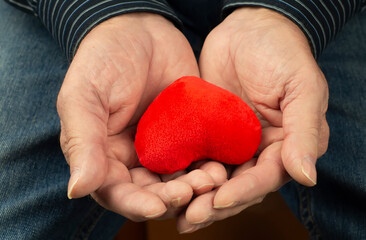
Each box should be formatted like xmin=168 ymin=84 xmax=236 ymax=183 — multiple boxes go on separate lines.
xmin=177 ymin=8 xmax=329 ymax=233
xmin=57 ymin=13 xmax=227 ymax=222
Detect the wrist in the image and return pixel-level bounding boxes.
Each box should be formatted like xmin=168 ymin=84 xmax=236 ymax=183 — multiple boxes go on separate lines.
xmin=226 ymin=7 xmax=313 ymax=56
xmin=99 ymin=12 xmax=175 ymax=32
xmin=75 ymin=12 xmax=176 ymax=56
xmin=229 ymin=7 xmax=286 ymax=22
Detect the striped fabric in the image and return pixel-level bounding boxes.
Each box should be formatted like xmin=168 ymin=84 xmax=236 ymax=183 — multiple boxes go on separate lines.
xmin=5 ymin=0 xmax=32 ymax=12
xmin=4 ymin=0 xmax=366 ymax=60
xmin=5 ymin=0 xmax=181 ymax=60
xmin=222 ymin=0 xmax=365 ymax=58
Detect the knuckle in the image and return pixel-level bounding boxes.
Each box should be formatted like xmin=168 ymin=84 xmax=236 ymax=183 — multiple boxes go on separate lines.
xmin=244 ymin=172 xmax=261 ymax=191
xmin=189 ymin=169 xmax=206 ymax=179
xmin=66 ymin=136 xmax=84 ymax=157
xmin=255 ymin=195 xmax=265 ymax=204
xmin=61 ymin=134 xmax=85 ymax=163
xmin=59 ymin=133 xmax=70 ymax=163
xmin=56 ymin=86 xmax=70 ymax=113
xmin=318 ymin=120 xmax=330 ymax=157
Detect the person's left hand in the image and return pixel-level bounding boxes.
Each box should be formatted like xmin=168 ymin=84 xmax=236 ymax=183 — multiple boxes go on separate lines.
xmin=176 ymin=7 xmax=330 ymax=233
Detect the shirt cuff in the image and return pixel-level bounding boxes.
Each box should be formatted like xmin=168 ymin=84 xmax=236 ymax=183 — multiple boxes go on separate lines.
xmin=29 ymin=0 xmax=181 ymax=60
xmin=222 ymin=0 xmax=364 ymax=58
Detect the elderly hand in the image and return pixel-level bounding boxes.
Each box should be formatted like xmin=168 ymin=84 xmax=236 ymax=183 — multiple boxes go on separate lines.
xmin=178 ymin=7 xmax=329 ymax=233
xmin=57 ymin=13 xmax=226 ymax=222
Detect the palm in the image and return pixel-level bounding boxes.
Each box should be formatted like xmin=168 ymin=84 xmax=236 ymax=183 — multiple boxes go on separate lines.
xmin=200 ymin=8 xmax=328 ymax=177
xmin=177 ymin=8 xmax=329 ymax=230
xmin=58 ymin=13 xmax=206 ymax=221
xmin=93 ymin=15 xmax=200 ymax=218
xmin=199 ymin=15 xmax=294 ymax=150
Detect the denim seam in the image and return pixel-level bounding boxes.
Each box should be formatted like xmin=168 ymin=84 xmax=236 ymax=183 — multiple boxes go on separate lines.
xmin=73 ymin=203 xmax=106 ymax=240
xmin=296 ymin=184 xmax=322 ymax=240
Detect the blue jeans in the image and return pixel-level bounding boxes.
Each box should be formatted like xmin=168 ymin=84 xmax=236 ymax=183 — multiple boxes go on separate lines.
xmin=0 ymin=1 xmax=125 ymax=239
xmin=280 ymin=11 xmax=366 ymax=240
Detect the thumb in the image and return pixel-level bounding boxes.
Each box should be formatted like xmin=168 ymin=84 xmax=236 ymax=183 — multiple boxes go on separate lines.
xmin=281 ymin=72 xmax=329 ymax=186
xmin=57 ymin=78 xmax=109 ymax=199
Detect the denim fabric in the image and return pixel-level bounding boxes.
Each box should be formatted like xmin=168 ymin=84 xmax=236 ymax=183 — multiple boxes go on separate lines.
xmin=0 ymin=1 xmax=125 ymax=239
xmin=280 ymin=11 xmax=366 ymax=240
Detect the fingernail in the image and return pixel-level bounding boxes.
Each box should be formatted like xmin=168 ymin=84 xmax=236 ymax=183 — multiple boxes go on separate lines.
xmin=171 ymin=197 xmax=181 ymax=208
xmin=179 ymin=226 xmax=196 ymax=234
xmin=196 ymin=183 xmax=214 ymax=190
xmin=67 ymin=169 xmax=80 ymax=199
xmin=190 ymin=215 xmax=212 ymax=224
xmin=180 ymin=222 xmax=213 ymax=234
xmin=301 ymin=157 xmax=317 ymax=185
xmin=213 ymin=201 xmax=235 ymax=209
xmin=144 ymin=210 xmax=166 ymax=219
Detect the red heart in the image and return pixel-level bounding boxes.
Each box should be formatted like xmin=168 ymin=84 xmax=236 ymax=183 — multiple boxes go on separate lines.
xmin=135 ymin=76 xmax=261 ymax=174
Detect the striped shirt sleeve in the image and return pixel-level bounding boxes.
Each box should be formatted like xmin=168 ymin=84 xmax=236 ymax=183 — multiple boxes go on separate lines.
xmin=4 ymin=0 xmax=181 ymax=60
xmin=4 ymin=0 xmax=35 ymax=12
xmin=222 ymin=0 xmax=366 ymax=58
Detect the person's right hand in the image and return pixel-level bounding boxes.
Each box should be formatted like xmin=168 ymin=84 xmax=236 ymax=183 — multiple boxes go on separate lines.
xmin=57 ymin=13 xmax=226 ymax=222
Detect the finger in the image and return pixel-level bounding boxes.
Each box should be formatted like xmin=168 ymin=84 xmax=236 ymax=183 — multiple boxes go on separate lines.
xmin=178 ymin=190 xmax=263 ymax=233
xmin=91 ymin=159 xmax=167 ymax=221
xmin=57 ymin=78 xmax=109 ymax=199
xmin=189 ymin=160 xmax=228 ymax=187
xmin=144 ymin=180 xmax=193 ymax=211
xmin=160 ymin=170 xmax=187 ymax=182
xmin=59 ymin=122 xmax=70 ymax=165
xmin=281 ymin=72 xmax=329 ymax=186
xmin=318 ymin=117 xmax=330 ymax=156
xmin=257 ymin=126 xmax=283 ymax=153
xmin=175 ymin=169 xmax=215 ymax=195
xmin=213 ymin=141 xmax=290 ymax=209
xmin=143 ymin=181 xmax=193 ymax=220
xmin=107 ymin=126 xmax=139 ymax=169
xmin=97 ymin=155 xmax=132 ymax=188
xmin=92 ymin=182 xmax=166 ymax=222
xmin=230 ymin=158 xmax=257 ymax=178
xmin=130 ymin=167 xmax=161 ymax=187
xmin=182 ymin=190 xmax=217 ymax=225
xmin=177 ymin=212 xmax=214 ymax=234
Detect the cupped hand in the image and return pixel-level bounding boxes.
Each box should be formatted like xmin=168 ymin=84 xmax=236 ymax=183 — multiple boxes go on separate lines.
xmin=178 ymin=7 xmax=329 ymax=232
xmin=57 ymin=13 xmax=225 ymax=222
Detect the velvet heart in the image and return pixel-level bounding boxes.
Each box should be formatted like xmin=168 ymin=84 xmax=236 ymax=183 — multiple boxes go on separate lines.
xmin=135 ymin=76 xmax=261 ymax=174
